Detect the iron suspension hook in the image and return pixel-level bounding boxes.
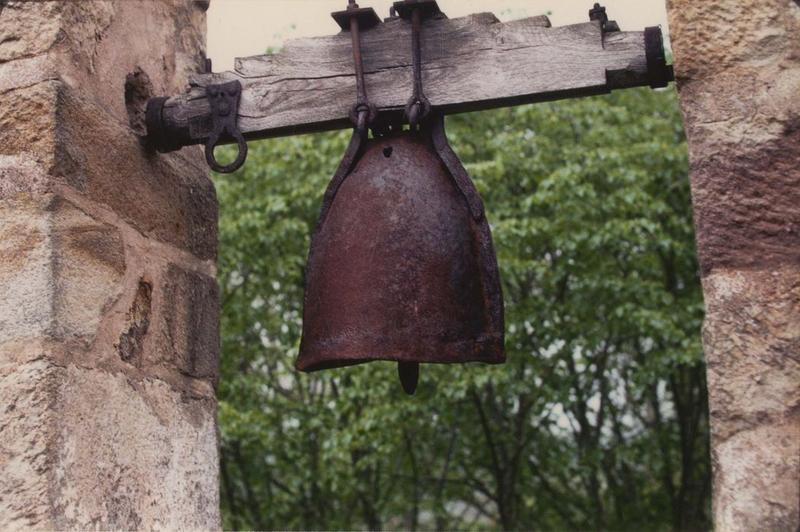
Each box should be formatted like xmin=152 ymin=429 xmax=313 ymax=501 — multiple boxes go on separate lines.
xmin=315 ymin=2 xmax=382 ymax=229
xmin=332 ymin=1 xmax=381 ymax=136
xmin=394 ymin=0 xmax=442 ymax=129
xmin=406 ymin=7 xmax=430 ymax=129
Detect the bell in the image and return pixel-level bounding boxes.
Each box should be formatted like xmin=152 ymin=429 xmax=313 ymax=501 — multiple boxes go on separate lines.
xmin=297 ymin=114 xmax=504 ymax=393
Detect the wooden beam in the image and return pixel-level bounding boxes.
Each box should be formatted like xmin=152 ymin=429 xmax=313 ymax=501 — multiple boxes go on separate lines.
xmin=155 ymin=13 xmax=667 ymax=145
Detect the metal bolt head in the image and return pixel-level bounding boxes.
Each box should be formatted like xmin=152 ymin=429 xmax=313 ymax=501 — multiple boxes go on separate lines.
xmin=589 ymin=3 xmax=608 ymax=22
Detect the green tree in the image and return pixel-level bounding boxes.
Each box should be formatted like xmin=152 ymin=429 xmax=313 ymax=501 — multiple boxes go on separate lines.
xmin=214 ymin=87 xmax=710 ymax=531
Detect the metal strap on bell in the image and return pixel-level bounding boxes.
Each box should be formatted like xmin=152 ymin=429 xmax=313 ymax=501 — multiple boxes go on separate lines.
xmin=296 ymin=0 xmax=505 ymax=395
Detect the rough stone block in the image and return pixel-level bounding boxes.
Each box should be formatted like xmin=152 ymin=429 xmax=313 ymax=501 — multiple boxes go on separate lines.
xmin=702 ymin=267 xmax=800 ymax=437
xmin=0 ymin=183 xmax=218 ymax=391
xmin=0 ymin=154 xmax=53 ymax=199
xmin=158 ymin=263 xmax=220 ymax=382
xmin=0 ymin=196 xmax=55 ymax=345
xmin=0 ymin=81 xmax=59 ymax=166
xmin=0 ymin=192 xmax=127 ymax=348
xmin=0 ymin=0 xmax=206 ymax=126
xmin=0 ymin=1 xmax=65 ymax=62
xmin=51 ymin=366 xmax=219 ymax=530
xmin=688 ymin=125 xmax=800 ymax=274
xmin=0 ymin=190 xmax=164 ymax=369
xmin=0 ymin=54 xmax=58 ymax=94
xmin=677 ymin=65 xmax=800 ymax=157
xmin=0 ymin=0 xmax=219 ymax=527
xmin=49 ymin=195 xmax=126 ymax=342
xmin=0 ymin=360 xmax=59 ymax=530
xmin=55 ymin=86 xmax=218 ymax=260
xmin=1 ymin=5 xmax=216 ymax=261
xmin=0 ymin=360 xmax=221 ymax=530
xmin=54 ymin=0 xmax=205 ymax=126
xmin=667 ymin=1 xmax=800 ymax=277
xmin=713 ymin=421 xmax=800 ymax=531
xmin=668 ymin=1 xmax=800 ymax=79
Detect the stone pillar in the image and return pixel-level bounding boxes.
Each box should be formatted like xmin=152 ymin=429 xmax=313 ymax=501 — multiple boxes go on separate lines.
xmin=666 ymin=1 xmax=799 ymax=530
xmin=0 ymin=1 xmax=220 ymax=529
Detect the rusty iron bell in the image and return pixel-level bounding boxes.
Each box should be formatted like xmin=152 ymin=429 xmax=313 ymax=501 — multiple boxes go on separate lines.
xmin=296 ymin=114 xmax=505 ymax=393
xmin=296 ymin=0 xmax=504 ymax=394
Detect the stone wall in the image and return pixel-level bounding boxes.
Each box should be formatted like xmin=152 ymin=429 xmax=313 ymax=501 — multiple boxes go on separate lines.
xmin=666 ymin=1 xmax=800 ymax=530
xmin=0 ymin=1 xmax=220 ymax=529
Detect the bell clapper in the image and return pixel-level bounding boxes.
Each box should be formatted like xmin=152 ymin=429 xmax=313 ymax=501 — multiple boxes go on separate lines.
xmin=398 ymin=362 xmax=419 ymax=395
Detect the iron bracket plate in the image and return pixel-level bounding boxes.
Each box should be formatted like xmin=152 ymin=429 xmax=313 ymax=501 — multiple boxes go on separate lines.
xmin=205 ymin=80 xmax=248 ymax=173
xmin=392 ymin=0 xmax=443 ymax=20
xmin=645 ymin=26 xmax=672 ymax=88
xmin=332 ymin=6 xmax=382 ymax=31
xmin=145 ymin=96 xmax=183 ymax=152
xmin=589 ymin=3 xmax=620 ymax=33
xmin=145 ymin=80 xmax=249 ymax=173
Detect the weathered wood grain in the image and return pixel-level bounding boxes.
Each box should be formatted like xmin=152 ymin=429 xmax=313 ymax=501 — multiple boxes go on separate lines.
xmin=157 ymin=13 xmax=662 ymax=143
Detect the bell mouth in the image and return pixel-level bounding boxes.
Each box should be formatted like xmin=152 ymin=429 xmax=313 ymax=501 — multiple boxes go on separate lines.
xmin=295 ymin=333 xmax=505 ymax=372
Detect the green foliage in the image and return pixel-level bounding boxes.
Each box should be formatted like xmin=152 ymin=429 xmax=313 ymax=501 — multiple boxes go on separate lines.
xmin=214 ymin=87 xmax=710 ymax=531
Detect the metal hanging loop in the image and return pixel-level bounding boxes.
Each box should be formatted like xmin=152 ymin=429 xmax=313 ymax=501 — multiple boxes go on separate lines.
xmin=405 ymin=7 xmax=430 ymax=129
xmin=318 ymin=2 xmax=381 ymax=224
xmin=395 ymin=0 xmax=441 ymax=129
xmin=205 ymin=80 xmax=248 ymax=173
xmin=333 ymin=1 xmax=381 ymax=136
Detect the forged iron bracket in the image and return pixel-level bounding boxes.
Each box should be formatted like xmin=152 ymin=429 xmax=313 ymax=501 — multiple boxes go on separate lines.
xmin=204 ymin=80 xmax=248 ymax=173
xmin=430 ymin=113 xmax=485 ymax=222
xmin=332 ymin=3 xmax=381 ymax=30
xmin=145 ymin=96 xmax=183 ymax=153
xmin=145 ymin=79 xmax=248 ymax=173
xmin=393 ymin=0 xmax=446 ymax=129
xmin=333 ymin=2 xmax=381 ymax=134
xmin=392 ymin=0 xmax=443 ymax=20
xmin=589 ymin=3 xmax=620 ymax=33
xmin=644 ymin=26 xmax=673 ymax=88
